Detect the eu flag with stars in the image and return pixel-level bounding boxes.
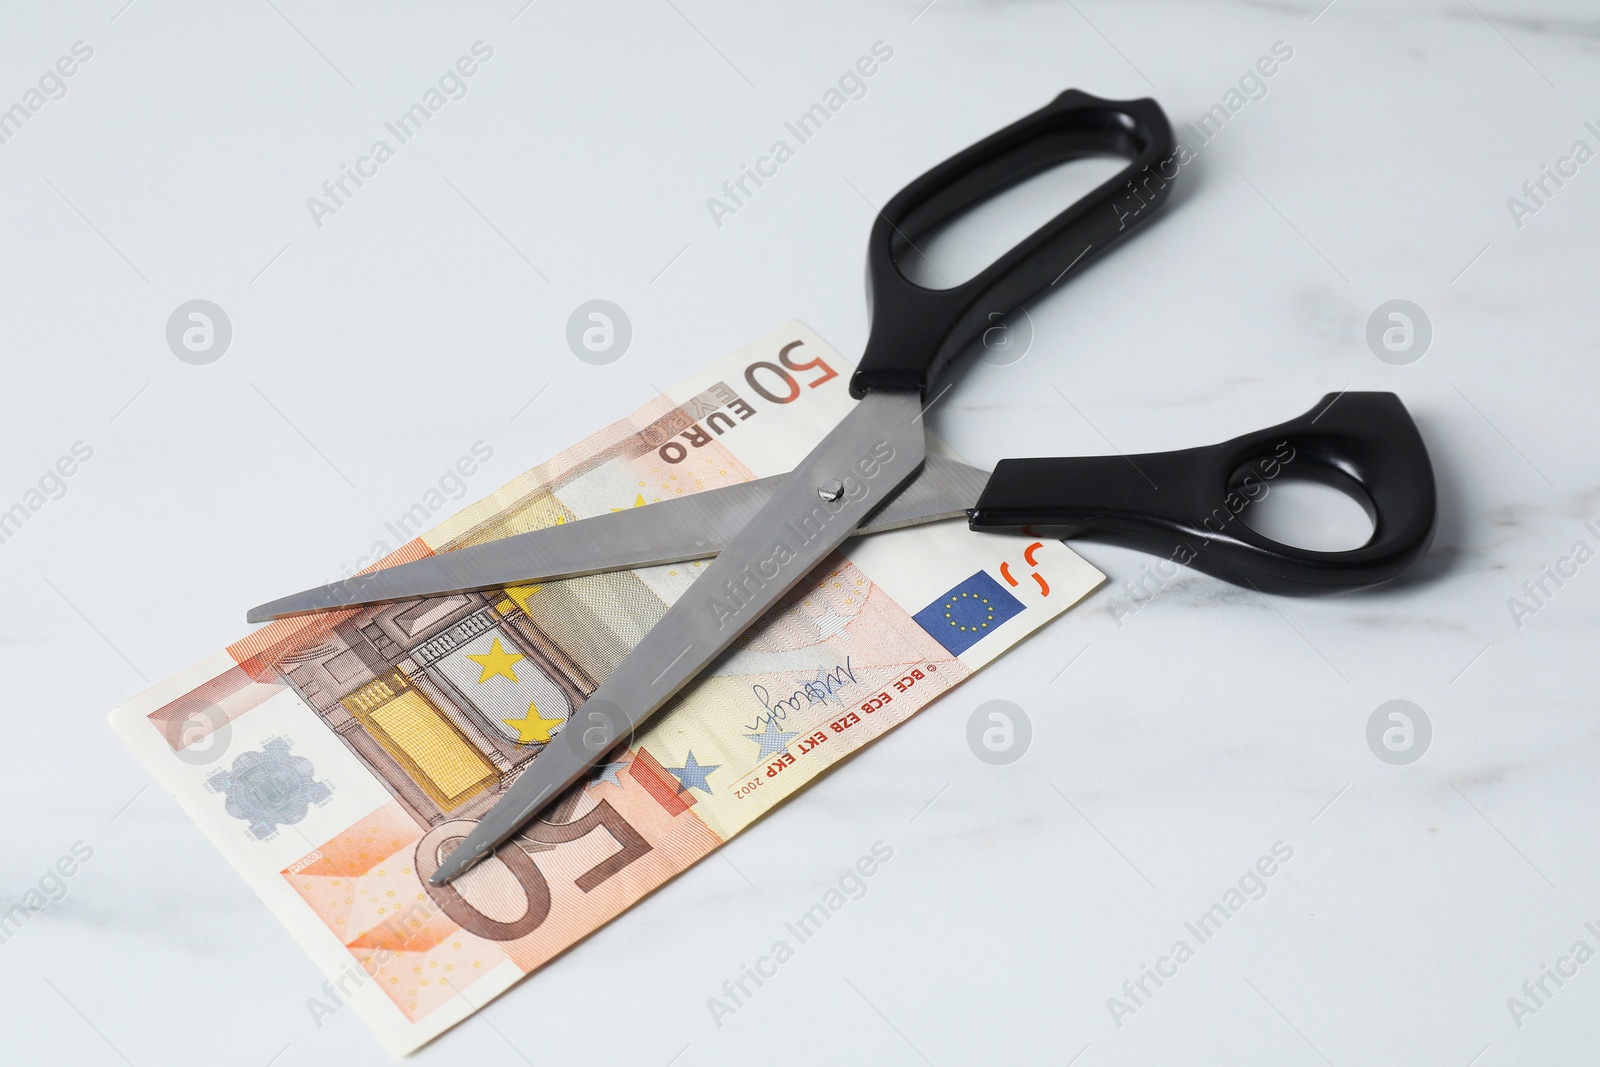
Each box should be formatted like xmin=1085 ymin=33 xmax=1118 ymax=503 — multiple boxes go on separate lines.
xmin=913 ymin=570 xmax=1025 ymax=656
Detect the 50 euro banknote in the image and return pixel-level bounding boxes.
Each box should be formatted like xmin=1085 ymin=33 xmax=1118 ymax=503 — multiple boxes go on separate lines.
xmin=110 ymin=321 xmax=1103 ymax=1054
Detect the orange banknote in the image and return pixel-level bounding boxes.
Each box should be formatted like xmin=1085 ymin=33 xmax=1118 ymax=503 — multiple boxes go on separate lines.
xmin=110 ymin=322 xmax=1103 ymax=1052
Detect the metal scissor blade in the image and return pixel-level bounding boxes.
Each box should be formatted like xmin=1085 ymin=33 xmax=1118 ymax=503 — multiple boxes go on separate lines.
xmin=247 ymin=477 xmax=783 ymax=624
xmin=245 ymin=455 xmax=988 ymax=624
xmin=428 ymin=390 xmax=927 ymax=885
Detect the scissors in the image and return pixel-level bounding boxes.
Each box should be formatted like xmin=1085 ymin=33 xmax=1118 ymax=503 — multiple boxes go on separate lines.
xmin=249 ymin=91 xmax=1436 ymax=885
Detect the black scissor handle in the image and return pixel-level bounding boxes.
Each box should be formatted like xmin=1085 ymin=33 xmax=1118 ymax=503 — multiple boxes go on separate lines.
xmin=849 ymin=90 xmax=1175 ymax=399
xmin=967 ymin=393 xmax=1437 ymax=593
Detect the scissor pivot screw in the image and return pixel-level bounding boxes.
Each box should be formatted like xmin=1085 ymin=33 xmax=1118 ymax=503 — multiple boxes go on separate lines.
xmin=817 ymin=479 xmax=845 ymax=502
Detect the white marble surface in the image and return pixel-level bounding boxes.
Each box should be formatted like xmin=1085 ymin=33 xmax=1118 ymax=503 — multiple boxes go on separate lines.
xmin=2 ymin=1 xmax=1598 ymax=1064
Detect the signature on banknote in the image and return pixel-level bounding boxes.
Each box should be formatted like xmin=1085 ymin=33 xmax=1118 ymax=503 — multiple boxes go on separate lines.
xmin=747 ymin=658 xmax=858 ymax=731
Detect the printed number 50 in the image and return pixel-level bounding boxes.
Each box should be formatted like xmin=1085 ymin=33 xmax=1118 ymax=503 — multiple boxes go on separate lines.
xmin=744 ymin=340 xmax=836 ymax=404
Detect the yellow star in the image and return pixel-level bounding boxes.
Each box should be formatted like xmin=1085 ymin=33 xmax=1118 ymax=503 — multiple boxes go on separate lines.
xmin=611 ymin=493 xmax=649 ymax=512
xmin=502 ymin=702 xmax=565 ymax=744
xmin=466 ymin=637 xmax=524 ymax=684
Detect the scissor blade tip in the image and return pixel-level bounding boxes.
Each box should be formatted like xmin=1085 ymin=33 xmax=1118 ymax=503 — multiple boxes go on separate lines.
xmin=246 ymin=594 xmax=326 ymax=624
xmin=430 ymin=857 xmax=472 ymax=886
xmin=246 ymin=598 xmax=300 ymax=624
